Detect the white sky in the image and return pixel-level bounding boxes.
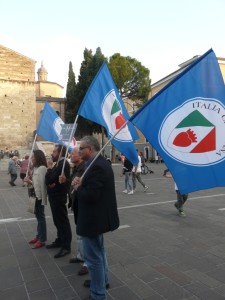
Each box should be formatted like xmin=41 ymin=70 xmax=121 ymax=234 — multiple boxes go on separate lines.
xmin=1 ymin=0 xmax=225 ymax=96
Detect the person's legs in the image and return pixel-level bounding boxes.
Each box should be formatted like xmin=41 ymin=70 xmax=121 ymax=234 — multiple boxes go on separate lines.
xmin=83 ymin=235 xmax=107 ymax=300
xmin=124 ymin=172 xmax=129 ymax=190
xmin=77 ymin=235 xmax=84 ymax=260
xmin=56 ymin=195 xmax=72 ymax=250
xmin=11 ymin=173 xmax=17 ymax=184
xmin=48 ymin=196 xmax=62 ymax=245
xmin=35 ymin=200 xmax=47 ymax=242
xmin=127 ymin=172 xmax=133 ymax=192
xmin=132 ymin=172 xmax=136 ymax=190
xmin=136 ymin=172 xmax=146 ymax=188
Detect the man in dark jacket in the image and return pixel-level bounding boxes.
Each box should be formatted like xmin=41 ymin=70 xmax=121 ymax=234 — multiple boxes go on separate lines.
xmin=45 ymin=144 xmax=72 ymax=258
xmin=73 ymin=136 xmax=119 ymax=300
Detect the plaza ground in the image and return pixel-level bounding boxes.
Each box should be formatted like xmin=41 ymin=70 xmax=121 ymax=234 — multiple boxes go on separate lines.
xmin=1 ymin=161 xmax=225 ymax=299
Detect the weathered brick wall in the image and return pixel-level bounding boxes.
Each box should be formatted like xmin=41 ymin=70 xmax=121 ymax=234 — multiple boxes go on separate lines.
xmin=0 ymin=45 xmax=35 ymax=81
xmin=0 ymin=45 xmax=36 ymax=148
xmin=0 ymin=80 xmax=36 ymax=147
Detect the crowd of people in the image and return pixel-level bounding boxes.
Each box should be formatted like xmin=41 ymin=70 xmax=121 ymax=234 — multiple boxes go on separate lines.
xmin=5 ymin=139 xmax=189 ymax=299
xmin=6 ymin=136 xmax=119 ymax=300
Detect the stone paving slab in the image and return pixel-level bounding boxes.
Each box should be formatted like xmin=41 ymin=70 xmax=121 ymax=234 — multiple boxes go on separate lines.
xmin=1 ymin=162 xmax=225 ymax=299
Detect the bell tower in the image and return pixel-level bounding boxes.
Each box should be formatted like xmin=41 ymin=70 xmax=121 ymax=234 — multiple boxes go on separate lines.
xmin=37 ymin=61 xmax=48 ymax=81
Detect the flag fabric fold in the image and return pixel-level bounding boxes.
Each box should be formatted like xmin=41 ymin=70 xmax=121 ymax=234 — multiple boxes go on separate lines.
xmin=78 ymin=62 xmax=139 ymax=165
xmin=36 ymin=102 xmax=76 ymax=148
xmin=130 ymin=49 xmax=225 ymax=194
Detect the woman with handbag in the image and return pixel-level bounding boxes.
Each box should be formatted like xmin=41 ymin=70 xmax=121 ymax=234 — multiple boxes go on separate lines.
xmin=25 ymin=150 xmax=48 ymax=249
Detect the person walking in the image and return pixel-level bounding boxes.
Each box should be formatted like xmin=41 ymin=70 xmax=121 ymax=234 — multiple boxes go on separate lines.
xmin=19 ymin=154 xmax=29 ymax=186
xmin=59 ymin=147 xmax=88 ymax=276
xmin=73 ymin=136 xmax=120 ymax=300
xmin=8 ymin=155 xmax=18 ymax=186
xmin=121 ymin=156 xmax=133 ymax=195
xmin=25 ymin=150 xmax=47 ymax=249
xmin=45 ymin=144 xmax=72 ymax=258
xmin=174 ymin=182 xmax=189 ymax=217
xmin=132 ymin=151 xmax=148 ymax=192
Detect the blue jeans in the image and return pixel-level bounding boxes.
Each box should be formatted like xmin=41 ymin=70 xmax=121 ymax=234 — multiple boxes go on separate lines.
xmin=83 ymin=235 xmax=108 ymax=300
xmin=35 ymin=200 xmax=47 ymax=242
xmin=125 ymin=172 xmax=133 ymax=192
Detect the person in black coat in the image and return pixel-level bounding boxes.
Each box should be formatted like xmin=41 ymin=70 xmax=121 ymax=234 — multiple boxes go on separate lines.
xmin=73 ymin=136 xmax=119 ymax=300
xmin=45 ymin=144 xmax=72 ymax=258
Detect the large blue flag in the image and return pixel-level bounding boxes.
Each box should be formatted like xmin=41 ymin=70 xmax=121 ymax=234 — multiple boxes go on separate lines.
xmin=130 ymin=49 xmax=225 ymax=194
xmin=36 ymin=102 xmax=76 ymax=148
xmin=78 ymin=62 xmax=139 ymax=165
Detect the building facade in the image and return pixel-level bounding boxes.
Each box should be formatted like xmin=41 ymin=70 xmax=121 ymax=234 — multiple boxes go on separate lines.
xmin=0 ymin=45 xmax=36 ymax=148
xmin=0 ymin=45 xmax=65 ymax=149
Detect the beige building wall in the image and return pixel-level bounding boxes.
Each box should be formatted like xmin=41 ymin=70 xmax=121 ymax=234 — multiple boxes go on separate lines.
xmin=36 ymin=100 xmax=65 ymax=129
xmin=35 ymin=81 xmax=63 ymax=98
xmin=219 ymin=62 xmax=225 ymax=83
xmin=0 ymin=45 xmax=36 ymax=148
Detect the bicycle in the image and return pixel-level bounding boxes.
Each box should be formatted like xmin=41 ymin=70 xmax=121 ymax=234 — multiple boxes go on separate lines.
xmin=141 ymin=165 xmax=154 ymax=175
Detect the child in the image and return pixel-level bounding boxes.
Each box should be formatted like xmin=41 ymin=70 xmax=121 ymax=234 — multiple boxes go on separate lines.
xmin=174 ymin=182 xmax=188 ymax=216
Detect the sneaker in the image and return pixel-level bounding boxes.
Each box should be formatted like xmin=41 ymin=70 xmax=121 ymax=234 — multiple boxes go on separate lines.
xmin=32 ymin=241 xmax=45 ymax=249
xmin=179 ymin=210 xmax=186 ymax=217
xmin=144 ymin=186 xmax=149 ymax=192
xmin=123 ymin=190 xmax=128 ymax=193
xmin=29 ymin=237 xmax=38 ymax=244
xmin=128 ymin=190 xmax=134 ymax=195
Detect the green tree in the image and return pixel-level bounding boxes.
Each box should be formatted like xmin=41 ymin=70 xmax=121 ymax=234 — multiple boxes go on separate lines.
xmin=75 ymin=47 xmax=107 ymax=137
xmin=65 ymin=61 xmax=77 ymax=123
xmin=108 ymin=53 xmax=151 ymax=104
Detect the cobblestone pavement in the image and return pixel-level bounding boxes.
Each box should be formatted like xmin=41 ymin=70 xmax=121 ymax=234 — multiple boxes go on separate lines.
xmin=1 ymin=161 xmax=225 ymax=299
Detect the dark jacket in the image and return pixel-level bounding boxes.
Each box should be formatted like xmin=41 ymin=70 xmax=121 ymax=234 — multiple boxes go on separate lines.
xmin=69 ymin=161 xmax=85 ymax=209
xmin=75 ymin=155 xmax=120 ymax=237
xmin=45 ymin=159 xmax=70 ymax=195
xmin=123 ymin=158 xmax=133 ymax=172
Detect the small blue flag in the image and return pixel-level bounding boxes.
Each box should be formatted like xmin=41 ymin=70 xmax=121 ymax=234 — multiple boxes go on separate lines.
xmin=130 ymin=49 xmax=225 ymax=194
xmin=78 ymin=63 xmax=139 ymax=165
xmin=36 ymin=102 xmax=76 ymax=148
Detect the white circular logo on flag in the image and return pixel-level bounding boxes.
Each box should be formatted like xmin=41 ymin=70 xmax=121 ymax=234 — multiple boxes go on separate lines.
xmin=159 ymin=98 xmax=225 ymax=165
xmin=102 ymin=90 xmax=132 ymax=141
xmin=53 ymin=117 xmax=64 ymax=137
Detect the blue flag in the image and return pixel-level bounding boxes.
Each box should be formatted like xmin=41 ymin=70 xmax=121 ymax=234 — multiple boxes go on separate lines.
xmin=130 ymin=49 xmax=225 ymax=194
xmin=36 ymin=102 xmax=76 ymax=148
xmin=78 ymin=63 xmax=139 ymax=165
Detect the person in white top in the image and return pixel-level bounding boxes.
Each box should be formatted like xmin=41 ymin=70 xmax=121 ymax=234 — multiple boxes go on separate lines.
xmin=132 ymin=151 xmax=148 ymax=192
xmin=25 ymin=150 xmax=48 ymax=249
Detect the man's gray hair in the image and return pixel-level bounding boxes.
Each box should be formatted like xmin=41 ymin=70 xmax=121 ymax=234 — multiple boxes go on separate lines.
xmin=81 ymin=136 xmax=100 ymax=151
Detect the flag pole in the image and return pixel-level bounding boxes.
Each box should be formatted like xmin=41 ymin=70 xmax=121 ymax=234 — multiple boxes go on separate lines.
xmin=61 ymin=115 xmax=79 ymax=175
xmin=25 ymin=133 xmax=37 ymax=177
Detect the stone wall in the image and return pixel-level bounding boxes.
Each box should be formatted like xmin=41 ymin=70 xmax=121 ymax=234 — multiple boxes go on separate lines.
xmin=0 ymin=45 xmax=36 ymax=148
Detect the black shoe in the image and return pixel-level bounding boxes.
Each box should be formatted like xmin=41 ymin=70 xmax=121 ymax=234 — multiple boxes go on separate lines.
xmin=54 ymin=248 xmax=71 ymax=258
xmin=9 ymin=181 xmax=13 ymax=186
xmin=46 ymin=241 xmax=61 ymax=249
xmin=69 ymin=257 xmax=84 ymax=263
xmin=84 ymin=279 xmax=110 ymax=289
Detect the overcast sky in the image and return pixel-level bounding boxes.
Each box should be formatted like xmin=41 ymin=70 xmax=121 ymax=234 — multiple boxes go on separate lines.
xmin=1 ymin=0 xmax=224 ymax=95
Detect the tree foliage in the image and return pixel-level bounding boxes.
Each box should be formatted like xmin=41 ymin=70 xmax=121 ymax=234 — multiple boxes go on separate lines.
xmin=65 ymin=48 xmax=151 ymax=139
xmin=108 ymin=53 xmax=151 ymax=104
xmin=75 ymin=47 xmax=107 ymax=137
xmin=65 ymin=61 xmax=76 ymax=123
